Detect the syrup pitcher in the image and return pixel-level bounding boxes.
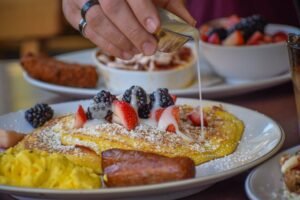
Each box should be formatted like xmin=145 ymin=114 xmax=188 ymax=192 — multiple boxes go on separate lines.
xmin=155 ymin=8 xmax=198 ymax=52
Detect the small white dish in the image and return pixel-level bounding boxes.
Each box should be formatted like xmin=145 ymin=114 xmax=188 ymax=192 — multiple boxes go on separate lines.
xmin=245 ymin=145 xmax=300 ymax=200
xmin=200 ymin=24 xmax=300 ymax=81
xmin=0 ymin=98 xmax=285 ymax=200
xmin=93 ymin=47 xmax=197 ymax=92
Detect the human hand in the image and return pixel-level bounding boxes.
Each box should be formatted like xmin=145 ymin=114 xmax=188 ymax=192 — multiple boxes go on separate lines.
xmin=62 ymin=0 xmax=196 ymax=59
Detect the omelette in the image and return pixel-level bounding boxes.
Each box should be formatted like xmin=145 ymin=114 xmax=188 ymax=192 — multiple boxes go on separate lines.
xmin=17 ymin=104 xmax=244 ymax=173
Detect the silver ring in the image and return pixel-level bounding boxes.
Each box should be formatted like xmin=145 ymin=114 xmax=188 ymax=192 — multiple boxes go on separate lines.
xmin=78 ymin=18 xmax=87 ymax=36
xmin=81 ymin=0 xmax=99 ymax=20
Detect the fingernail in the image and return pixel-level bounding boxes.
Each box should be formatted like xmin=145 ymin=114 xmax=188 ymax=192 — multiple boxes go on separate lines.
xmin=122 ymin=51 xmax=133 ymax=60
xmin=145 ymin=17 xmax=158 ymax=33
xmin=142 ymin=42 xmax=156 ymax=56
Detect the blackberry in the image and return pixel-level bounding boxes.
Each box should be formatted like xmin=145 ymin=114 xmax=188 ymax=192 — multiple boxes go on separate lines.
xmin=228 ymin=14 xmax=267 ymax=40
xmin=93 ymin=90 xmax=116 ymax=106
xmin=88 ymin=90 xmax=116 ymax=120
xmin=149 ymin=88 xmax=174 ymax=109
xmin=25 ymin=103 xmax=54 ymax=128
xmin=138 ymin=104 xmax=150 ymax=119
xmin=207 ymin=27 xmax=228 ymax=40
xmin=87 ymin=102 xmax=113 ymax=120
xmin=86 ymin=108 xmax=93 ymax=120
xmin=122 ymin=86 xmax=150 ymax=119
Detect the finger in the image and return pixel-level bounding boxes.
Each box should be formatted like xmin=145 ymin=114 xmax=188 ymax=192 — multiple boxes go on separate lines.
xmin=154 ymin=0 xmax=196 ymax=26
xmin=100 ymin=0 xmax=157 ymax=56
xmin=63 ymin=0 xmax=132 ymax=59
xmin=126 ymin=0 xmax=160 ymax=33
xmin=62 ymin=0 xmax=81 ymax=30
xmin=85 ymin=28 xmax=132 ymax=59
xmin=64 ymin=0 xmax=138 ymax=57
xmin=85 ymin=2 xmax=137 ymax=53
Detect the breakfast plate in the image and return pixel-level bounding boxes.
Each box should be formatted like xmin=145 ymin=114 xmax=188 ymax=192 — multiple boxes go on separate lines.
xmin=22 ymin=49 xmax=290 ymax=99
xmin=0 ymin=98 xmax=285 ymax=200
xmin=245 ymin=145 xmax=300 ymax=200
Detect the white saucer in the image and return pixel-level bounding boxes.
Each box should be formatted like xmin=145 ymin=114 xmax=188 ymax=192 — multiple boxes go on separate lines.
xmin=245 ymin=145 xmax=300 ymax=200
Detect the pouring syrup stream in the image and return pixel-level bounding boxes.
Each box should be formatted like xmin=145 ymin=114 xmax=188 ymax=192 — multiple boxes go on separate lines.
xmin=159 ymin=22 xmax=205 ymax=141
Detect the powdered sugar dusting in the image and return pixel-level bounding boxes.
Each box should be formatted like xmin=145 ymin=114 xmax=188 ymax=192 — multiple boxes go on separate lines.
xmin=38 ymin=130 xmax=75 ymax=153
xmin=201 ymin=148 xmax=253 ymax=171
xmin=68 ymin=121 xmax=217 ymax=153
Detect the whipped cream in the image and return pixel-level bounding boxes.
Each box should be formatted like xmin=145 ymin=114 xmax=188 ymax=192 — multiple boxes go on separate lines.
xmin=281 ymin=155 xmax=300 ymax=174
xmin=96 ymin=47 xmax=192 ymax=71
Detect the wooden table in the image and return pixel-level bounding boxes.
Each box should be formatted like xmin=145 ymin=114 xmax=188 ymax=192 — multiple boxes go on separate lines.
xmin=187 ymin=82 xmax=299 ymax=199
xmin=0 ymin=59 xmax=298 ymax=200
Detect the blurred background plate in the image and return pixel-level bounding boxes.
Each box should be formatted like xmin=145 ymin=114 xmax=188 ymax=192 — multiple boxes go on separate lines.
xmin=22 ymin=49 xmax=290 ymax=99
xmin=245 ymin=145 xmax=300 ymax=200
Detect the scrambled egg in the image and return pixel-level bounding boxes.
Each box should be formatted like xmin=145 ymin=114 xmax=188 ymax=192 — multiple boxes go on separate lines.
xmin=0 ymin=148 xmax=101 ymax=189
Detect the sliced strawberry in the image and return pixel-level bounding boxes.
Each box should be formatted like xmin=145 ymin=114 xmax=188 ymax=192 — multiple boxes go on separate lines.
xmin=187 ymin=111 xmax=200 ymax=126
xmin=166 ymin=124 xmax=176 ymax=133
xmin=187 ymin=111 xmax=208 ymax=127
xmin=208 ymin=33 xmax=221 ymax=44
xmin=272 ymin=31 xmax=288 ymax=43
xmin=152 ymin=105 xmax=179 ymax=122
xmin=74 ymin=105 xmax=87 ymax=128
xmin=225 ymin=15 xmax=241 ymax=29
xmin=263 ymin=35 xmax=272 ymax=43
xmin=157 ymin=106 xmax=180 ymax=133
xmin=246 ymin=31 xmax=264 ymax=45
xmin=112 ymin=100 xmax=138 ymax=130
xmin=171 ymin=95 xmax=177 ymax=104
xmin=172 ymin=106 xmax=180 ymax=122
xmin=223 ymin=31 xmax=244 ymax=46
xmin=152 ymin=108 xmax=165 ymax=122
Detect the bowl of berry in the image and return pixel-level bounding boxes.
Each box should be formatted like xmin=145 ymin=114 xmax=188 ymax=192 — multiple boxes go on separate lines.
xmin=199 ymin=14 xmax=300 ymax=81
xmin=94 ymin=46 xmax=196 ymax=92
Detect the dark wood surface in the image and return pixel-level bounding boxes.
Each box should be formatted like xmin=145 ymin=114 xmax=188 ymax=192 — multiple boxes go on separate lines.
xmin=184 ymin=82 xmax=299 ymax=200
xmin=0 ymin=80 xmax=298 ymax=200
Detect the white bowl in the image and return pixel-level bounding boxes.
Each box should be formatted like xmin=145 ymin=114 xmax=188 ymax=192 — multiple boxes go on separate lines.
xmin=93 ymin=48 xmax=196 ymax=92
xmin=200 ymin=24 xmax=300 ymax=81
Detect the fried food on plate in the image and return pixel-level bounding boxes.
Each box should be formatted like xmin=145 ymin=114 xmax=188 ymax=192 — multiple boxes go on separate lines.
xmin=102 ymin=148 xmax=195 ymax=187
xmin=20 ymin=53 xmax=98 ymax=88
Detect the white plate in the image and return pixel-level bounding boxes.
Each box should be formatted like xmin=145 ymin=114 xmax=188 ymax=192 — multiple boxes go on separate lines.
xmin=245 ymin=145 xmax=300 ymax=200
xmin=0 ymin=98 xmax=285 ymax=200
xmin=22 ymin=49 xmax=290 ymax=99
